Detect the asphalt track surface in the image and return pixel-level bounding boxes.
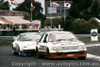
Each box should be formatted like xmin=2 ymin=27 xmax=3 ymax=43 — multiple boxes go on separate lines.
xmin=0 ymin=46 xmax=100 ymax=67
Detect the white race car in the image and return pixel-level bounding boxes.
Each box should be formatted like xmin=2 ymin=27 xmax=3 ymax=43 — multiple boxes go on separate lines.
xmin=36 ymin=31 xmax=87 ymax=59
xmin=12 ymin=32 xmax=41 ymax=56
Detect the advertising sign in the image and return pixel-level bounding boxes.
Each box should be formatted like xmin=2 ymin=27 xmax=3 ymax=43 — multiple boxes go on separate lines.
xmin=47 ymin=7 xmax=57 ymax=14
xmin=91 ymin=29 xmax=98 ymax=41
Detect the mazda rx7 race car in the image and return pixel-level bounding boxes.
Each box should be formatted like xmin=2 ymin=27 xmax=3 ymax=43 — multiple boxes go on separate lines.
xmin=36 ymin=31 xmax=87 ymax=59
xmin=12 ymin=32 xmax=41 ymax=56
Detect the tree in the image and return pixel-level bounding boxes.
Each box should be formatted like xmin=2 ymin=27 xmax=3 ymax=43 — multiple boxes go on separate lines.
xmin=69 ymin=0 xmax=100 ymax=20
xmin=63 ymin=15 xmax=75 ymax=30
xmin=44 ymin=19 xmax=51 ymax=26
xmin=68 ymin=18 xmax=99 ymax=34
xmin=44 ymin=17 xmax=61 ymax=27
xmin=70 ymin=18 xmax=89 ymax=34
xmin=0 ymin=0 xmax=9 ymax=10
xmin=90 ymin=0 xmax=100 ymax=19
xmin=88 ymin=18 xmax=99 ymax=29
xmin=14 ymin=0 xmax=46 ymax=20
xmin=23 ymin=13 xmax=31 ymax=20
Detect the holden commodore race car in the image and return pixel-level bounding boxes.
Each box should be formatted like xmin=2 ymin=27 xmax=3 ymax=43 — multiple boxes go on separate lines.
xmin=12 ymin=32 xmax=41 ymax=56
xmin=36 ymin=31 xmax=87 ymax=59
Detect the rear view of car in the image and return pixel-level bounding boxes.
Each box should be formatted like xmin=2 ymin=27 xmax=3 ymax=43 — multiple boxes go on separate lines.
xmin=36 ymin=31 xmax=87 ymax=59
xmin=12 ymin=32 xmax=41 ymax=56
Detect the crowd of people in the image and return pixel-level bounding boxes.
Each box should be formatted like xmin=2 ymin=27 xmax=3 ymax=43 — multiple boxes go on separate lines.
xmin=0 ymin=24 xmax=40 ymax=35
xmin=0 ymin=24 xmax=40 ymax=30
xmin=0 ymin=24 xmax=60 ymax=36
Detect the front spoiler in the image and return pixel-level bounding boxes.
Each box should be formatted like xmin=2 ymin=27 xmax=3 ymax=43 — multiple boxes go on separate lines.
xmin=48 ymin=51 xmax=87 ymax=59
xmin=38 ymin=51 xmax=87 ymax=59
xmin=19 ymin=50 xmax=36 ymax=56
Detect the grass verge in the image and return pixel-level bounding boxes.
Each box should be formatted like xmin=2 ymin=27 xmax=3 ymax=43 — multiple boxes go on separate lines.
xmin=0 ymin=41 xmax=12 ymax=46
xmin=79 ymin=37 xmax=100 ymax=43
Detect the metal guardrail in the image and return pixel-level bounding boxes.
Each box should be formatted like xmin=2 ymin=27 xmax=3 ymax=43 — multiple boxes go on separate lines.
xmin=75 ymin=34 xmax=100 ymax=38
xmin=0 ymin=29 xmax=39 ymax=31
xmin=0 ymin=29 xmax=39 ymax=36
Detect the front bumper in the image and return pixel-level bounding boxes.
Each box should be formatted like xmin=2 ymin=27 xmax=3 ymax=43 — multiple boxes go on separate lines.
xmin=48 ymin=51 xmax=87 ymax=59
xmin=23 ymin=50 xmax=36 ymax=53
xmin=19 ymin=50 xmax=36 ymax=56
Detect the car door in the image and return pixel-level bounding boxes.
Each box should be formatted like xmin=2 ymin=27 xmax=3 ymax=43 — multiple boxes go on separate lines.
xmin=38 ymin=34 xmax=48 ymax=52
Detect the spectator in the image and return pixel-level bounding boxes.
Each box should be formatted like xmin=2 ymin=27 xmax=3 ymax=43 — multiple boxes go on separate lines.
xmin=16 ymin=24 xmax=19 ymax=29
xmin=24 ymin=25 xmax=27 ymax=29
xmin=12 ymin=26 xmax=16 ymax=35
xmin=9 ymin=25 xmax=12 ymax=29
xmin=29 ymin=25 xmax=33 ymax=29
xmin=19 ymin=25 xmax=22 ymax=29
xmin=44 ymin=26 xmax=48 ymax=30
xmin=22 ymin=25 xmax=25 ymax=29
xmin=0 ymin=25 xmax=2 ymax=29
xmin=6 ymin=26 xmax=8 ymax=30
xmin=48 ymin=26 xmax=51 ymax=30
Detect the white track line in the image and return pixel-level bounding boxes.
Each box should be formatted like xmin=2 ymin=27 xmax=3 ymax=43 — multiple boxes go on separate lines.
xmin=87 ymin=53 xmax=100 ymax=61
xmin=86 ymin=44 xmax=100 ymax=47
xmin=86 ymin=44 xmax=100 ymax=61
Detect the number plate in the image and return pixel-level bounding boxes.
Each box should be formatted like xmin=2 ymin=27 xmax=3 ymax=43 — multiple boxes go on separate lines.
xmin=67 ymin=54 xmax=74 ymax=56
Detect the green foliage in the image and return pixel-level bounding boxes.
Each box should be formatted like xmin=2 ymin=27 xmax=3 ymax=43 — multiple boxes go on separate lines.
xmin=70 ymin=18 xmax=88 ymax=33
xmin=0 ymin=1 xmax=9 ymax=10
xmin=69 ymin=18 xmax=99 ymax=34
xmin=44 ymin=15 xmax=100 ymax=34
xmin=88 ymin=18 xmax=99 ymax=29
xmin=44 ymin=17 xmax=61 ymax=27
xmin=44 ymin=19 xmax=51 ymax=26
xmin=63 ymin=15 xmax=75 ymax=30
xmin=44 ymin=16 xmax=75 ymax=30
xmin=69 ymin=0 xmax=100 ymax=20
xmin=52 ymin=18 xmax=61 ymax=27
xmin=90 ymin=0 xmax=100 ymax=18
xmin=23 ymin=13 xmax=31 ymax=20
xmin=14 ymin=0 xmax=46 ymax=20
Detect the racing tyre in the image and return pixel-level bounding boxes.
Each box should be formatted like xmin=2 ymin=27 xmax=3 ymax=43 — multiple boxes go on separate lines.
xmin=12 ymin=46 xmax=17 ymax=55
xmin=46 ymin=48 xmax=50 ymax=59
xmin=78 ymin=56 xmax=86 ymax=60
xmin=17 ymin=46 xmax=27 ymax=56
xmin=12 ymin=49 xmax=17 ymax=55
xmin=17 ymin=46 xmax=21 ymax=56
xmin=36 ymin=47 xmax=41 ymax=58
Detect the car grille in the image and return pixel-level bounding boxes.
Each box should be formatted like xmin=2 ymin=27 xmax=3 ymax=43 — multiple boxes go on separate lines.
xmin=62 ymin=46 xmax=79 ymax=50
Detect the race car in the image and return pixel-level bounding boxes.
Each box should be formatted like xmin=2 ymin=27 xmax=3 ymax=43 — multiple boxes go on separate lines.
xmin=36 ymin=31 xmax=87 ymax=59
xmin=12 ymin=32 xmax=41 ymax=56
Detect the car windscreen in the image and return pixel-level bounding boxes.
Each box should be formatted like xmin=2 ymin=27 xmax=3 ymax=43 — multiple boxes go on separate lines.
xmin=20 ymin=34 xmax=41 ymax=41
xmin=49 ymin=33 xmax=77 ymax=42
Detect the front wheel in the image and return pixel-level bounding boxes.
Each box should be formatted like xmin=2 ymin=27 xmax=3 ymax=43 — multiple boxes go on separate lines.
xmin=46 ymin=48 xmax=50 ymax=59
xmin=78 ymin=56 xmax=86 ymax=60
xmin=17 ymin=47 xmax=26 ymax=56
xmin=12 ymin=49 xmax=17 ymax=55
xmin=12 ymin=46 xmax=17 ymax=55
xmin=36 ymin=47 xmax=41 ymax=58
xmin=17 ymin=46 xmax=21 ymax=56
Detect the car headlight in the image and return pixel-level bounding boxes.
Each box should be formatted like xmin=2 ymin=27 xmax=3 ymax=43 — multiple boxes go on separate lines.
xmin=51 ymin=47 xmax=62 ymax=51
